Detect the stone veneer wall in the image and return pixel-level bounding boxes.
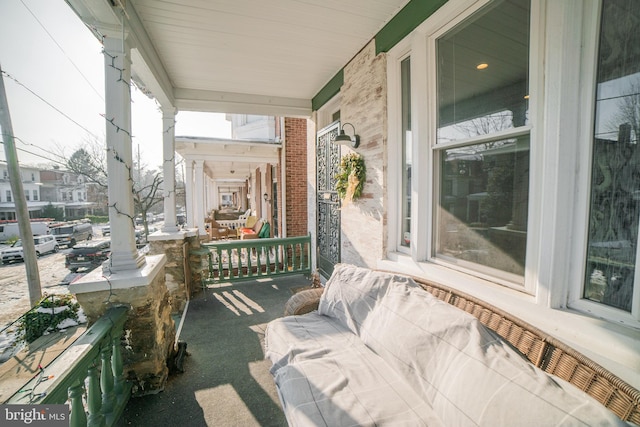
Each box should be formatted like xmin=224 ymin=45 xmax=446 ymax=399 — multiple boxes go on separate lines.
xmin=150 ymin=237 xmax=188 ymax=313
xmin=73 ymin=264 xmax=176 ymax=396
xmin=338 ymin=40 xmax=388 ymax=267
xmin=285 ymin=117 xmax=308 ymax=237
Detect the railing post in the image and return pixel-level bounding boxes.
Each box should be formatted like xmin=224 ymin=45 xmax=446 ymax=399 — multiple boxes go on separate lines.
xmin=87 ymin=365 xmax=104 ymax=427
xmin=275 ymin=243 xmax=281 ymax=273
xmin=100 ymin=345 xmax=115 ymax=417
xmin=69 ymin=380 xmax=87 ymax=427
xmin=215 ymin=247 xmax=221 ymax=279
xmin=112 ymin=335 xmax=125 ymax=400
xmin=266 ymin=245 xmax=272 ymax=275
xmin=237 ymin=247 xmax=244 ymax=279
xmin=206 ymin=251 xmax=214 ymax=282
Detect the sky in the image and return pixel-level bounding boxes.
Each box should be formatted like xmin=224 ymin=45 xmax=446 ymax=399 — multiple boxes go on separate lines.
xmin=0 ymin=0 xmax=231 ymax=170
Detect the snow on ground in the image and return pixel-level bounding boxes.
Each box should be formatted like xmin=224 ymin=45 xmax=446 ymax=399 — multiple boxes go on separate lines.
xmin=0 ymin=251 xmax=73 ymax=330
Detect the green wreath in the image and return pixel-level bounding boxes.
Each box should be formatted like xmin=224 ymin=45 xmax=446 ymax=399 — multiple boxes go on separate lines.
xmin=336 ymin=153 xmax=366 ymax=201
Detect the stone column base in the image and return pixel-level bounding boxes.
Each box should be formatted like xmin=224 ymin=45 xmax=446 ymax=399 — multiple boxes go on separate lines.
xmin=69 ymin=255 xmax=175 ymax=396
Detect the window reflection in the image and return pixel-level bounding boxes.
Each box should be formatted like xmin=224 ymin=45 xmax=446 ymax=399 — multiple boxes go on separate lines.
xmin=438 ymin=137 xmax=529 ymax=278
xmin=437 ymin=0 xmax=530 ymax=144
xmin=401 ymin=58 xmax=412 ymax=247
xmin=585 ymin=0 xmax=640 ymax=312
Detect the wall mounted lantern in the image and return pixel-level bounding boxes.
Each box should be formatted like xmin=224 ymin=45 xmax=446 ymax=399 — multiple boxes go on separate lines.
xmin=333 ymin=122 xmax=360 ymax=148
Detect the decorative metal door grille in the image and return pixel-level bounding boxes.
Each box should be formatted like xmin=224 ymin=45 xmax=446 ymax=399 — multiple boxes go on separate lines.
xmin=316 ymin=122 xmax=341 ymax=278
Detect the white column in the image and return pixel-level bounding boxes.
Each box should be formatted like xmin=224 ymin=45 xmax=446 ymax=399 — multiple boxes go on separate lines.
xmin=194 ymin=160 xmax=206 ymax=235
xmin=103 ymin=36 xmax=144 ymax=272
xmin=161 ymin=108 xmax=179 ymax=232
xmin=212 ymin=180 xmax=219 ymax=210
xmin=204 ymin=176 xmax=210 ymax=216
xmin=185 ymin=160 xmax=194 ymax=228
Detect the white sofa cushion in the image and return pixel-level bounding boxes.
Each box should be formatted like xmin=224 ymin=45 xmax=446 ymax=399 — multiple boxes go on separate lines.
xmin=318 ymin=263 xmax=414 ymax=336
xmin=265 ymin=312 xmax=443 ymax=426
xmin=359 ymin=279 xmax=629 ymax=427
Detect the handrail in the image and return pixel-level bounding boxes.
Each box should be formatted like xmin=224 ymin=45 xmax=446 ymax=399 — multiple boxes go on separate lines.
xmin=7 ymin=306 xmax=131 ymax=427
xmin=201 ymin=234 xmax=312 ymax=284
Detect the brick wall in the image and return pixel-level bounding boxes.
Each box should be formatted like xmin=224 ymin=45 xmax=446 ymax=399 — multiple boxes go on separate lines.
xmin=285 ymin=118 xmax=308 ymax=236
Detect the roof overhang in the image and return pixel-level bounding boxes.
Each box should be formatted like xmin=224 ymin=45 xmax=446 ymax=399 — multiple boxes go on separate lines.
xmin=64 ymin=0 xmax=411 ymax=116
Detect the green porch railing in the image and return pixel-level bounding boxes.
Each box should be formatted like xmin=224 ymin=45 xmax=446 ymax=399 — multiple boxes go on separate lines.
xmin=7 ymin=306 xmax=131 ymax=427
xmin=201 ymin=234 xmax=312 ymax=285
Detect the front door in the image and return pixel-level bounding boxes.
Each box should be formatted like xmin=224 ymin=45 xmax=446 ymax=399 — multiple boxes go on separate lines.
xmin=316 ymin=122 xmax=341 ymax=278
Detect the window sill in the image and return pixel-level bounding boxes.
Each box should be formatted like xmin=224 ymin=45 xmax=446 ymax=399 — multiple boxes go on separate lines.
xmin=379 ymin=253 xmax=640 ymax=390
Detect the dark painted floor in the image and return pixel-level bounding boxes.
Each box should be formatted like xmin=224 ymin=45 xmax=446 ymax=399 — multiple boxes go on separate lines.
xmin=117 ymin=275 xmax=311 ymax=427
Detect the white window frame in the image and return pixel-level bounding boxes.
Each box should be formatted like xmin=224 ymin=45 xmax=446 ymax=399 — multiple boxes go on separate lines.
xmin=424 ymin=0 xmax=541 ymax=293
xmin=564 ymin=0 xmax=640 ymax=325
xmin=387 ymin=38 xmax=412 ymax=255
xmin=386 ymin=0 xmax=639 ymax=329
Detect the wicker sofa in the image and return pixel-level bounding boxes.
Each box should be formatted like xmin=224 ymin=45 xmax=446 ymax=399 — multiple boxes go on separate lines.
xmin=265 ymin=264 xmax=640 ymax=426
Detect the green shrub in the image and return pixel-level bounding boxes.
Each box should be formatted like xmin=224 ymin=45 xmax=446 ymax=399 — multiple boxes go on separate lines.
xmin=20 ymin=295 xmax=81 ymax=343
xmin=86 ymin=215 xmax=109 ymax=224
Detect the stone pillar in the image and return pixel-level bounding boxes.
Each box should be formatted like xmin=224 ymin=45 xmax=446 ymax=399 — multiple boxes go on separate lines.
xmin=103 ymin=36 xmax=144 ymax=272
xmin=194 ymin=160 xmax=206 ymax=235
xmin=148 ymin=233 xmax=196 ymax=313
xmin=161 ymin=108 xmax=179 ymax=233
xmin=185 ymin=160 xmax=194 ymax=228
xmin=69 ymin=255 xmax=174 ymax=396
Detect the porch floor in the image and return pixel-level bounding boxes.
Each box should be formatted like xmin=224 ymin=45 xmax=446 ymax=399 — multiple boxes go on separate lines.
xmin=117 ymin=274 xmax=313 ymax=427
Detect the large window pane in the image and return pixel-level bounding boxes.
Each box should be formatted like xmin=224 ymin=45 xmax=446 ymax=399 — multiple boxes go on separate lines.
xmin=401 ymin=58 xmax=412 ymax=247
xmin=437 ymin=0 xmax=530 ymax=144
xmin=437 ymin=136 xmax=529 ymax=278
xmin=584 ymin=0 xmax=640 ymax=312
xmin=434 ymin=0 xmax=531 ymax=281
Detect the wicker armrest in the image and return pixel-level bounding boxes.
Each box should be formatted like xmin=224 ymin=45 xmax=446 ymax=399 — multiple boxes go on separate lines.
xmin=284 ymin=287 xmax=325 ymax=316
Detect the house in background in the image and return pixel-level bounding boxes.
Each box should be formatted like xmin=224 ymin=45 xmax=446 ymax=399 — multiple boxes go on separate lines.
xmin=0 ymin=164 xmax=101 ymax=221
xmin=0 ymin=163 xmax=58 ymax=220
xmin=39 ymin=168 xmax=100 ymax=219
xmin=63 ymin=0 xmax=639 ymax=395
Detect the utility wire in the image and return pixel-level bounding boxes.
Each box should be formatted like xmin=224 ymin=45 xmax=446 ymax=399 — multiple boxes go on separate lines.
xmin=18 ymin=0 xmax=104 ymax=103
xmin=0 ymin=70 xmax=101 ymax=141
xmin=10 ymin=134 xmax=68 ymax=163
xmin=0 ymin=140 xmax=68 ymax=168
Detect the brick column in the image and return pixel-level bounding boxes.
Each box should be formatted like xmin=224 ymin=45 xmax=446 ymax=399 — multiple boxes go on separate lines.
xmin=285 ymin=118 xmax=308 ymax=237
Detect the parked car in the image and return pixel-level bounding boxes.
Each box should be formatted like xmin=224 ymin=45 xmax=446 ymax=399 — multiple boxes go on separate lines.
xmin=51 ymin=222 xmax=93 ymax=248
xmin=0 ymin=235 xmax=59 ymax=264
xmin=65 ymin=239 xmax=111 ymax=272
xmin=101 ymin=224 xmax=110 ymax=236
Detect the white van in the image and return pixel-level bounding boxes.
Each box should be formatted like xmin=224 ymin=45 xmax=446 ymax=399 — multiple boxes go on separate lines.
xmin=0 ymin=222 xmax=50 ymax=242
xmin=51 ymin=222 xmax=93 ymax=248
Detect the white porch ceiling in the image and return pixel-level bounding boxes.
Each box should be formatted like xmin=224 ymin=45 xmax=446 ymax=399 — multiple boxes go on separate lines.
xmin=65 ymin=0 xmax=411 ymax=117
xmin=175 ymin=137 xmax=281 ymax=182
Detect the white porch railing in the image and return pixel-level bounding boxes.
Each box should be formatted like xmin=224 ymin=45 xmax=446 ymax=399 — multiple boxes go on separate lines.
xmin=215 ymin=219 xmax=247 ymax=230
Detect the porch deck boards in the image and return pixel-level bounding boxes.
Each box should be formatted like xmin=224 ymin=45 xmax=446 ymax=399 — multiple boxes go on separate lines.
xmin=117 ymin=275 xmax=312 ymax=427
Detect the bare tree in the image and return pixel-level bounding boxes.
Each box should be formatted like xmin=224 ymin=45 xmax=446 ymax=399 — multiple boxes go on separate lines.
xmin=133 ymin=166 xmax=164 ymax=236
xmin=63 ymin=137 xmax=163 ymax=238
xmin=607 ymin=78 xmax=640 ymax=143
